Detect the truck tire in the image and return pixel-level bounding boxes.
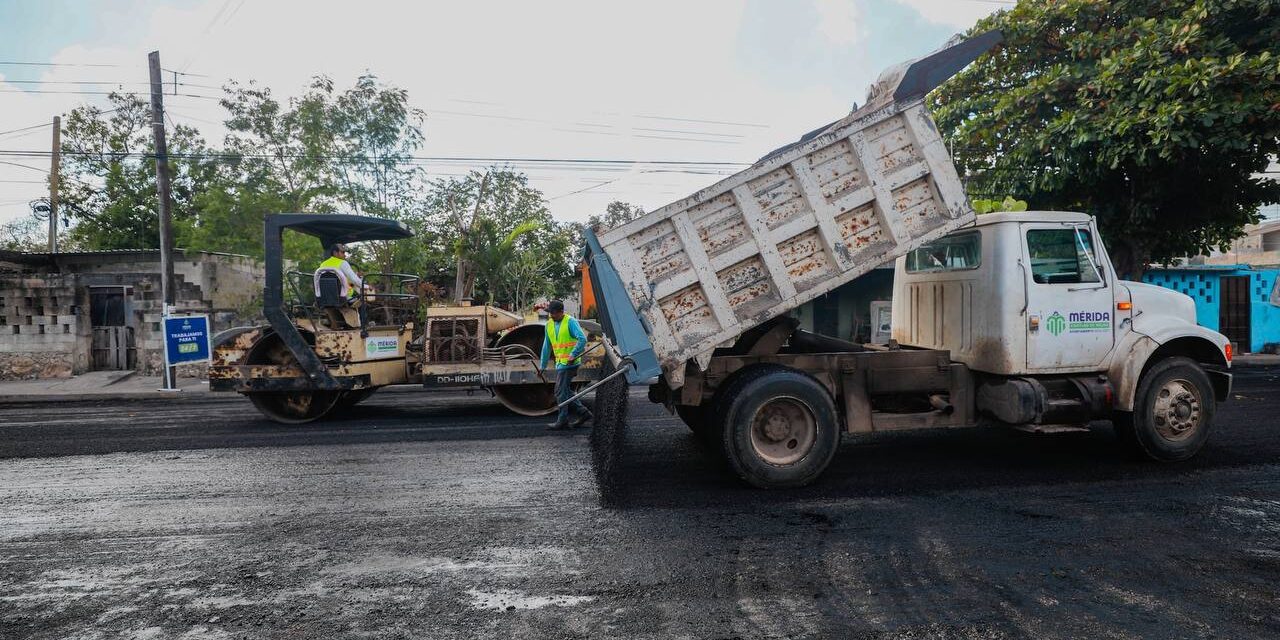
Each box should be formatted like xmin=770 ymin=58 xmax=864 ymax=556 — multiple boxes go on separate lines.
xmin=719 ymin=366 xmax=839 ymax=488
xmin=1114 ymin=356 xmax=1215 ymax=461
xmin=698 ymin=365 xmax=784 ymax=460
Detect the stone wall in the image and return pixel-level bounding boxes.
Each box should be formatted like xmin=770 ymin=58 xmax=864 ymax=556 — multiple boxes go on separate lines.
xmin=0 ymin=352 xmax=76 ymax=379
xmin=0 ymin=250 xmax=263 ymax=380
xmin=0 ymin=273 xmax=90 ymax=379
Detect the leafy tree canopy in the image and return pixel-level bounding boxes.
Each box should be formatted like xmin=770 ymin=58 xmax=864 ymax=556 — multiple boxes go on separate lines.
xmin=932 ymin=0 xmax=1280 ymax=276
xmin=417 ymin=168 xmax=576 ymax=306
xmin=972 ymin=196 xmax=1029 ymax=213
xmin=588 ymin=200 xmax=645 ymax=233
xmin=59 ymin=93 xmax=218 ymax=251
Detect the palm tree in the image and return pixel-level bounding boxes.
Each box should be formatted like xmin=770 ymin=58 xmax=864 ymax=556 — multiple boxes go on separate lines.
xmin=466 ymin=219 xmax=541 ymax=305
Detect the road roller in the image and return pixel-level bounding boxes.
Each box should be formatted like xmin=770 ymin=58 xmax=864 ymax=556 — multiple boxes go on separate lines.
xmin=209 ymin=213 xmax=604 ymax=423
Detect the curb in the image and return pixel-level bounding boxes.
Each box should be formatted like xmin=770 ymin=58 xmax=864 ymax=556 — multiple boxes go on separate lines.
xmin=0 ymin=391 xmax=241 ymax=405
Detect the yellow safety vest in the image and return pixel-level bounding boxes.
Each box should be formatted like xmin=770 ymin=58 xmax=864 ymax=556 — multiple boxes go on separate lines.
xmin=318 ymin=256 xmax=355 ymax=296
xmin=546 ymin=317 xmax=581 ymax=367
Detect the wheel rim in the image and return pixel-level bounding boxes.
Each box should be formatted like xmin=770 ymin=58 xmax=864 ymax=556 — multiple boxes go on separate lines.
xmin=748 ymin=396 xmax=817 ymax=466
xmin=1152 ymin=378 xmax=1203 ymax=442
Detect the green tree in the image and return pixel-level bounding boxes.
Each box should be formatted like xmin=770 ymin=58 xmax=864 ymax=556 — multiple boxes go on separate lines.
xmin=59 ymin=93 xmax=219 ymax=250
xmin=469 ymin=219 xmax=541 ymax=305
xmin=175 ymin=79 xmax=341 ymax=263
xmin=0 ymin=214 xmax=43 ymax=251
xmin=588 ymin=200 xmax=645 ymax=233
xmin=423 ymin=169 xmax=567 ymax=305
xmin=932 ymin=0 xmax=1280 ymax=277
xmin=324 ymin=75 xmax=427 ymax=278
xmin=972 ymin=196 xmax=1029 ymax=214
xmin=220 ymin=79 xmax=337 ymax=212
xmin=501 ymin=250 xmax=557 ymax=312
xmin=207 ymin=75 xmax=427 ymax=275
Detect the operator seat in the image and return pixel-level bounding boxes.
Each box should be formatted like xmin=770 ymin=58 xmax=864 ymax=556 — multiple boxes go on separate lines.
xmin=313 ymin=268 xmax=360 ymax=330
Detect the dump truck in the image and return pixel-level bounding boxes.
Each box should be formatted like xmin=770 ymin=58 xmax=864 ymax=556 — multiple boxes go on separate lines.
xmin=582 ymin=32 xmax=1232 ymax=488
xmin=210 ymin=214 xmax=604 ymax=422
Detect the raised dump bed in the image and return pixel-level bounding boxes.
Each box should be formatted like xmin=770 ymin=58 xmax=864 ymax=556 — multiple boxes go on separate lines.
xmin=585 ymin=33 xmax=999 ymax=388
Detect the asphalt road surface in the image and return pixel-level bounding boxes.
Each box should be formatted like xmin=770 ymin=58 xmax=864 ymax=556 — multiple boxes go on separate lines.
xmin=2 ymin=367 xmax=1279 ymax=639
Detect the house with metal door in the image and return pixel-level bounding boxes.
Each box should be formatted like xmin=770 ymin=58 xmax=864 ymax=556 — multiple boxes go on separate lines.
xmin=1142 ymin=265 xmax=1280 ymax=353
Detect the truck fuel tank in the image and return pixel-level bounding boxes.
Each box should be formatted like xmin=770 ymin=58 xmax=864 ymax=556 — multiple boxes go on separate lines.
xmin=976 ymin=375 xmax=1114 ymax=426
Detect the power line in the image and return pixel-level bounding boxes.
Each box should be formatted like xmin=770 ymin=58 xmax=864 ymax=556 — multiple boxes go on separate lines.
xmin=0 ymin=160 xmax=49 ymax=174
xmin=635 ymin=114 xmax=770 ymax=129
xmin=0 ymin=148 xmax=751 ymax=167
xmin=0 ymin=122 xmax=52 ymax=137
xmin=177 ymin=81 xmax=224 ymax=91
xmin=633 ymin=127 xmax=745 ymax=139
xmin=165 ymin=109 xmax=224 ymax=127
xmin=178 ymin=0 xmax=246 ymax=74
xmin=0 ymin=89 xmax=219 ymax=100
xmin=0 ymin=79 xmax=153 ymax=86
xmin=0 ymin=60 xmax=127 ymax=68
xmin=633 ymin=134 xmax=739 ymax=145
xmin=0 ymin=160 xmax=99 ymax=190
xmin=161 ymin=68 xmax=213 ymax=78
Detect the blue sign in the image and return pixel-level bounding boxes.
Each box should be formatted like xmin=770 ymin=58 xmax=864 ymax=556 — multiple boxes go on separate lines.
xmin=164 ymin=315 xmax=211 ymax=365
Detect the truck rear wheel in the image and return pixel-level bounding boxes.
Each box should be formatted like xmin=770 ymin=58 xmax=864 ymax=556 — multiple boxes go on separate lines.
xmin=1114 ymin=357 xmax=1215 ymax=461
xmin=719 ymin=366 xmax=839 ymax=488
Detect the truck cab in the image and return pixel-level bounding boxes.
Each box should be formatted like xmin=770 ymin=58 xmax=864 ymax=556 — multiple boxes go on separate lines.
xmin=894 ymin=211 xmax=1232 ymax=457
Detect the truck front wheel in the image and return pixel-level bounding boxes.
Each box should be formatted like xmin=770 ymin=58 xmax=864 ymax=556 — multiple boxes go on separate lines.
xmin=1114 ymin=356 xmax=1215 ymax=461
xmin=720 ymin=367 xmax=839 ymax=488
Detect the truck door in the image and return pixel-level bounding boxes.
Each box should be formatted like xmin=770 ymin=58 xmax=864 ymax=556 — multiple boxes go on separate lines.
xmin=1023 ymin=222 xmax=1115 ymax=371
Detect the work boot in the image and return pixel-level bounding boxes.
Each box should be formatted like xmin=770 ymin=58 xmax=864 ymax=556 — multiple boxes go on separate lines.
xmin=572 ymin=410 xmax=593 ymax=428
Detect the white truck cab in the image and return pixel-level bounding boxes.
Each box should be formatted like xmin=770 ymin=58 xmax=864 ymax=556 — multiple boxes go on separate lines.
xmin=894 ymin=211 xmax=1232 ymax=459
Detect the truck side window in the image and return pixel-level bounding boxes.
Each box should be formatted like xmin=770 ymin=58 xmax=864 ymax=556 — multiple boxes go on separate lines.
xmin=905 ymin=231 xmax=981 ymax=273
xmin=1027 ymin=228 xmax=1101 ymax=284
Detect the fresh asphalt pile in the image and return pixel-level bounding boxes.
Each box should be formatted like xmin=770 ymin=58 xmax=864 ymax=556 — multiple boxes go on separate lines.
xmin=589 ymin=361 xmax=630 ymax=505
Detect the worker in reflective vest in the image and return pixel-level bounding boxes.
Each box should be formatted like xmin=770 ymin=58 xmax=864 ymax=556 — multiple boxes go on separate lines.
xmin=318 ymin=244 xmax=363 ymax=298
xmin=316 ymin=243 xmax=368 ymax=333
xmin=540 ymin=299 xmax=592 ymax=430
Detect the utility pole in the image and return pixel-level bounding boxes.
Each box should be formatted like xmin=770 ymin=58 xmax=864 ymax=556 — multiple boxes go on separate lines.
xmin=149 ymin=51 xmax=176 ymax=390
xmin=47 ymin=115 xmax=60 ymax=253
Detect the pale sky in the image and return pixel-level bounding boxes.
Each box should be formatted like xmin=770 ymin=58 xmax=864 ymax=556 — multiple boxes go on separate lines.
xmin=0 ymin=0 xmax=1004 ymax=229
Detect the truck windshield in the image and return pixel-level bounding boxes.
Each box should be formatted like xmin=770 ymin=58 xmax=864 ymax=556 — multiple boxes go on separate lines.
xmin=1027 ymin=227 xmax=1101 ymax=284
xmin=905 ymin=231 xmax=981 ymax=273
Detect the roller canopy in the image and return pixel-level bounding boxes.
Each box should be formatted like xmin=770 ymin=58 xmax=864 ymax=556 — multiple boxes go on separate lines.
xmin=258 ymin=213 xmax=412 ymax=389
xmin=267 ymin=213 xmax=413 ymax=248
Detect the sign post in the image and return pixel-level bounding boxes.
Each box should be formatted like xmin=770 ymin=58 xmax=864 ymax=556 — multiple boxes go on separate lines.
xmin=161 ymin=313 xmax=211 ymax=391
